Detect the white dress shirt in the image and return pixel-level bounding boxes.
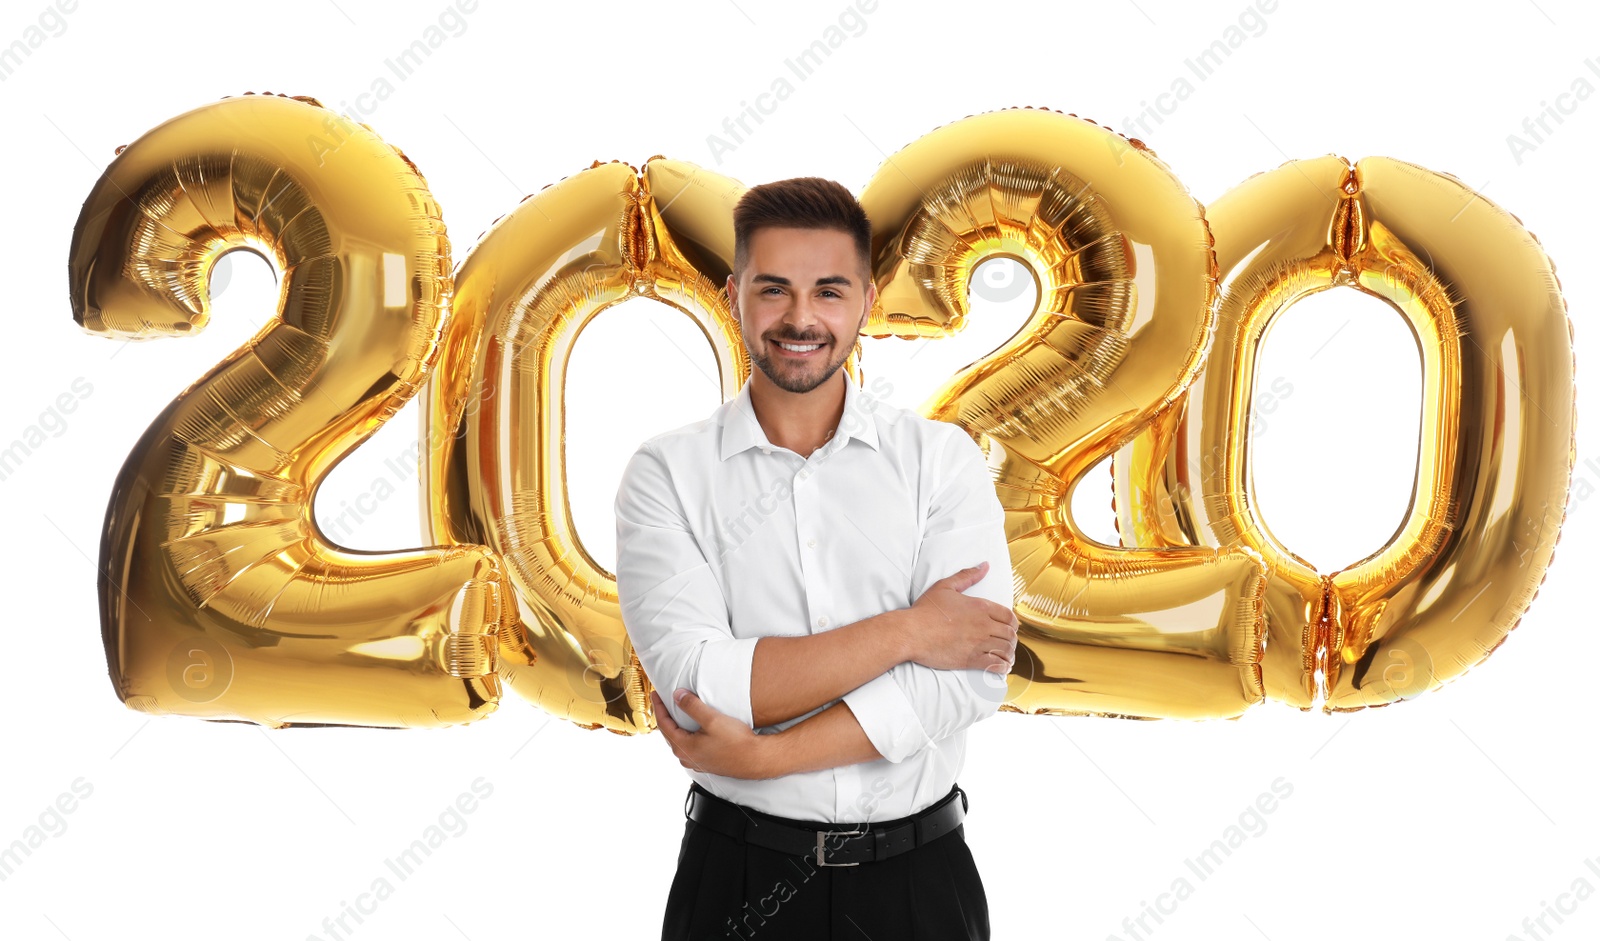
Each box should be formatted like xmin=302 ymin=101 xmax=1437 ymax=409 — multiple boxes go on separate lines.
xmin=614 ymin=369 xmax=1015 ymax=824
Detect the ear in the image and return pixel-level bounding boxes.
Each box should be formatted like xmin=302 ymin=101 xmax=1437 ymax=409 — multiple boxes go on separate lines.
xmin=726 ymin=273 xmax=739 ymax=320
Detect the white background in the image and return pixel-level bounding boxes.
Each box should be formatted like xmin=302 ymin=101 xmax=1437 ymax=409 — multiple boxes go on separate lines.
xmin=1 ymin=0 xmax=1595 ymax=938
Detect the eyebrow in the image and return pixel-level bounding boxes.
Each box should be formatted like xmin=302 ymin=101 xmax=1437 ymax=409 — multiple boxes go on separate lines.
xmin=752 ymin=274 xmax=854 ymax=288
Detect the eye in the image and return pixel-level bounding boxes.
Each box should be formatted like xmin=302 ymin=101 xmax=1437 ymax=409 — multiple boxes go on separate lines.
xmin=761 ymin=287 xmax=783 ymax=296
xmin=821 ymin=289 xmax=841 ymax=298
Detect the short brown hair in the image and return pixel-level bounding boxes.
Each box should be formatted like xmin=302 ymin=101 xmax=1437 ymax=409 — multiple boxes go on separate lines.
xmin=732 ymin=177 xmax=871 ymax=284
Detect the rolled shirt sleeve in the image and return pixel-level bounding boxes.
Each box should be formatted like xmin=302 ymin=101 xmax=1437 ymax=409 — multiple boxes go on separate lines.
xmin=841 ymin=425 xmax=1016 ymax=763
xmin=615 ymin=442 xmax=761 ymax=733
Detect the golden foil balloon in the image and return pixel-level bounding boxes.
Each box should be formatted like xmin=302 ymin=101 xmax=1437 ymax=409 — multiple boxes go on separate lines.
xmin=1113 ymin=156 xmax=1576 ymax=710
xmin=422 ymin=158 xmax=777 ymax=733
xmin=858 ymin=107 xmax=1268 ymax=720
xmin=70 ymin=93 xmax=511 ymax=728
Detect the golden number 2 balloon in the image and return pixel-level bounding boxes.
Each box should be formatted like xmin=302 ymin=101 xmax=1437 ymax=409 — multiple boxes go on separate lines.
xmin=856 ymin=109 xmax=1269 ymax=720
xmin=1113 ymin=156 xmax=1576 ymax=711
xmin=69 ymin=93 xmax=512 ymax=728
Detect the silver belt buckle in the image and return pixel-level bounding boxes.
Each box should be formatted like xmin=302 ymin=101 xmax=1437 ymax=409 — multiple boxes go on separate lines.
xmin=815 ymin=827 xmax=866 ymax=866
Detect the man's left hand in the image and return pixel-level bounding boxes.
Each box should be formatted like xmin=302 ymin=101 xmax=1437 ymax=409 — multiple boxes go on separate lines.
xmin=652 ymin=688 xmax=782 ymax=780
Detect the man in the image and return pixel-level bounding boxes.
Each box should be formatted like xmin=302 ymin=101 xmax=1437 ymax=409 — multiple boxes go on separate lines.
xmin=614 ymin=176 xmax=1019 ymax=941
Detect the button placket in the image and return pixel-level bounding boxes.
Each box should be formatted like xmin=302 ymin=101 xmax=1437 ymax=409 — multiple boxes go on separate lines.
xmin=793 ymin=461 xmax=830 ymax=634
xmin=802 ymin=439 xmax=836 ymax=556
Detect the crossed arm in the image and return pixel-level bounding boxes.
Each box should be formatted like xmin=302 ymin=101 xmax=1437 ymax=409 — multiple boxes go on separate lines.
xmin=615 ymin=428 xmax=1015 ymax=779
xmin=647 ymin=613 xmax=918 ymax=781
xmin=637 ymin=588 xmax=941 ymax=780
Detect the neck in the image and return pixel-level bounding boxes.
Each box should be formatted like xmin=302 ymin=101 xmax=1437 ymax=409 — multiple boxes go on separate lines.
xmin=748 ymin=370 xmax=846 ymax=457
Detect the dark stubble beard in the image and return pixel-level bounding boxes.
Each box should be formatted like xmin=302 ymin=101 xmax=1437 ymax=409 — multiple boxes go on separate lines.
xmin=746 ymin=327 xmax=855 ymax=394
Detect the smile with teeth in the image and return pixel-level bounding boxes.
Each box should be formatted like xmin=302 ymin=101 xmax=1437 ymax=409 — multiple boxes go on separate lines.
xmin=774 ymin=339 xmax=826 ymax=356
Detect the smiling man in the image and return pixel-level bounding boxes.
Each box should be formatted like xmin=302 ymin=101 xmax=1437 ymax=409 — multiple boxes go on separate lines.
xmin=613 ymin=177 xmax=1019 ymax=941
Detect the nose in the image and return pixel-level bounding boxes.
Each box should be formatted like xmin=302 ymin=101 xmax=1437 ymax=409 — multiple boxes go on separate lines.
xmin=781 ymin=294 xmax=825 ymax=336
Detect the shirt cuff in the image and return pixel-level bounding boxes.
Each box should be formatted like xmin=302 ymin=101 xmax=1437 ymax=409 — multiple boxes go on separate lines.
xmin=684 ymin=634 xmax=762 ymax=730
xmin=841 ymin=670 xmax=933 ymax=763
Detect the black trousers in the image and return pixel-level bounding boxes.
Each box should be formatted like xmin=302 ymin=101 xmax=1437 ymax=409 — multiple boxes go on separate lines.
xmin=661 ymin=784 xmax=990 ymax=940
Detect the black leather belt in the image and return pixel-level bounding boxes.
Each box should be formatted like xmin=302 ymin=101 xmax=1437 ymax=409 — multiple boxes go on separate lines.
xmin=683 ymin=781 xmax=968 ymax=867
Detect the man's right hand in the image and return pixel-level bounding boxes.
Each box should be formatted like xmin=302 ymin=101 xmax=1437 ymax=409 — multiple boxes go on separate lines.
xmin=901 ymin=561 xmax=1019 ymax=674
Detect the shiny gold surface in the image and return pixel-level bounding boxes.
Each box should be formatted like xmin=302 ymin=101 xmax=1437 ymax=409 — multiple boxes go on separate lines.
xmin=1114 ymin=156 xmax=1575 ymax=710
xmin=859 ymin=108 xmax=1267 ymax=720
xmin=420 ymin=159 xmax=764 ymax=733
xmin=71 ymin=93 xmax=510 ymax=728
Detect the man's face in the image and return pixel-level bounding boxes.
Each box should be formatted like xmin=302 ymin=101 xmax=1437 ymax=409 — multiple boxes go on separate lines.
xmin=728 ymin=226 xmax=875 ymax=394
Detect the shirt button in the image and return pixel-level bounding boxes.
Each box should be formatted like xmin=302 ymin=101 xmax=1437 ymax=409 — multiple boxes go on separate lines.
xmin=760 ymin=447 xmax=772 ymax=454
xmin=806 ymin=538 xmax=817 ymax=549
xmin=816 ymin=616 xmax=829 ymax=628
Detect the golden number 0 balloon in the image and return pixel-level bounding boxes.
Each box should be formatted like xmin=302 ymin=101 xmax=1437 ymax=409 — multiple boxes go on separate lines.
xmin=421 ymin=157 xmax=752 ymax=732
xmin=1113 ymin=156 xmax=1576 ymax=711
xmin=69 ymin=93 xmax=512 ymax=728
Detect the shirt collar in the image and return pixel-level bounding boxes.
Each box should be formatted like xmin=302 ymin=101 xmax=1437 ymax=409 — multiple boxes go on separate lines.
xmin=718 ymin=370 xmax=881 ymax=461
